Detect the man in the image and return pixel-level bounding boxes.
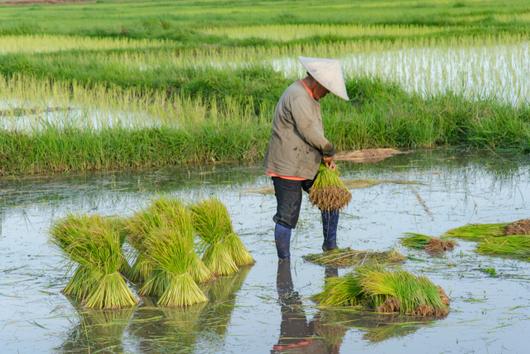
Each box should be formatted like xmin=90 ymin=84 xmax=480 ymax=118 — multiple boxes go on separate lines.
xmin=264 ymin=57 xmax=350 ymax=260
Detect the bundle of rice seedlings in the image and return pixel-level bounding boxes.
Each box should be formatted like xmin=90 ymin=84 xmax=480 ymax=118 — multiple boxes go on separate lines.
xmin=126 ymin=197 xmax=211 ymax=283
xmin=191 ymin=198 xmax=254 ymax=275
xmin=303 ymin=248 xmax=405 ymax=267
xmin=442 ymin=223 xmax=507 ymax=241
xmin=314 ymin=265 xmax=449 ymax=317
xmin=51 ymin=214 xmax=137 ymax=309
xmin=309 ymin=164 xmax=352 ymax=211
xmin=141 ymin=227 xmax=208 ymax=307
xmin=401 ymin=233 xmax=456 ymax=254
xmin=477 ymin=236 xmax=530 ymax=262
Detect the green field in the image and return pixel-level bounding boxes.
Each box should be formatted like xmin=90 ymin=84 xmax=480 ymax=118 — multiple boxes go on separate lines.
xmin=0 ymin=0 xmax=529 ymax=176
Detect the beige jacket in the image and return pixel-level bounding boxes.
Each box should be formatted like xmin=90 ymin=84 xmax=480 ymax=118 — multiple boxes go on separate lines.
xmin=264 ymin=81 xmax=335 ymax=180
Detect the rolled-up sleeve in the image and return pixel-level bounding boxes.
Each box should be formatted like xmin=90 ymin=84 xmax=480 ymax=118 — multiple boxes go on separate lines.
xmin=290 ymin=97 xmax=335 ymax=157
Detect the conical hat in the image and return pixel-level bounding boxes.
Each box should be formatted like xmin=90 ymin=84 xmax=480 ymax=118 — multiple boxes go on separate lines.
xmin=299 ymin=56 xmax=349 ymax=101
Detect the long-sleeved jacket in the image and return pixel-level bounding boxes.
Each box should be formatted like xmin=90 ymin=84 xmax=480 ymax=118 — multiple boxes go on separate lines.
xmin=264 ymin=81 xmax=335 ymax=180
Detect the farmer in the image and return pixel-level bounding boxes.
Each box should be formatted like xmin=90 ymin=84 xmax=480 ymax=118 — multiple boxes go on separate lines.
xmin=264 ymin=56 xmax=350 ymax=260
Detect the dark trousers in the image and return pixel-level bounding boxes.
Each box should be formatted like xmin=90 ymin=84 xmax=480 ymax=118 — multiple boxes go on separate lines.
xmin=272 ymin=177 xmax=314 ymax=229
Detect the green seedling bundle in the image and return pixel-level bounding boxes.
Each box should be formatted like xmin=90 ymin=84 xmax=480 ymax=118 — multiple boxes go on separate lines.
xmin=314 ymin=265 xmax=449 ymax=317
xmin=309 ymin=164 xmax=352 ymax=212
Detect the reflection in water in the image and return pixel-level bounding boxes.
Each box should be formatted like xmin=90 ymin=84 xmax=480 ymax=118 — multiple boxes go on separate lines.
xmin=128 ymin=266 xmax=251 ymax=353
xmin=273 ymin=260 xmax=341 ymax=353
xmin=274 ymin=261 xmax=437 ymax=353
xmin=58 ymin=304 xmax=135 ymax=353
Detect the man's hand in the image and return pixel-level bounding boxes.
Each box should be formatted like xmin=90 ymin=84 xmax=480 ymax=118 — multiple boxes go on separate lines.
xmin=323 ymin=156 xmax=336 ymax=170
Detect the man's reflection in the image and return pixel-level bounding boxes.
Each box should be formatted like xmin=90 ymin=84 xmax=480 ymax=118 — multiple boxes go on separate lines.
xmin=272 ymin=259 xmax=344 ymax=354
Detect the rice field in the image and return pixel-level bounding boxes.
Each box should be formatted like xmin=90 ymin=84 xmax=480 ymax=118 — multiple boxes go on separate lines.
xmin=1 ymin=150 xmax=530 ymax=353
xmin=0 ymin=0 xmax=528 ymax=176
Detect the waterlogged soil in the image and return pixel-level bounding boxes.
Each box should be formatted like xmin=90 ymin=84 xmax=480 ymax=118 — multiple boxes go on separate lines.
xmin=1 ymin=150 xmax=529 ymax=354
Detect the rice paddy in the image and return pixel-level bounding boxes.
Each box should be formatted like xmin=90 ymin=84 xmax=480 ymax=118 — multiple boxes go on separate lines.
xmin=1 ymin=0 xmax=530 ymax=352
xmin=0 ymin=1 xmax=527 ymax=176
xmin=2 ymin=150 xmax=530 ymax=353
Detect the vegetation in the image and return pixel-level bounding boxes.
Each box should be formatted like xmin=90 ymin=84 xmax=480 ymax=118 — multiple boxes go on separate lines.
xmin=309 ymin=164 xmax=352 ymax=211
xmin=50 ymin=214 xmax=137 ymax=309
xmin=191 ymin=198 xmax=254 ymax=271
xmin=314 ymin=265 xmax=449 ymax=317
xmin=443 ymin=221 xmax=530 ymax=262
xmin=0 ymin=0 xmax=528 ymax=176
xmin=303 ymin=248 xmax=405 ymax=267
xmin=401 ymin=232 xmax=456 ymax=254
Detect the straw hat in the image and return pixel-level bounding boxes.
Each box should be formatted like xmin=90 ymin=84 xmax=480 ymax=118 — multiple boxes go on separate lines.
xmin=299 ymin=56 xmax=349 ymax=101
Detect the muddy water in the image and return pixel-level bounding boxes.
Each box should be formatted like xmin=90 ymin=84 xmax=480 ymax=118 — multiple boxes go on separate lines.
xmin=1 ymin=150 xmax=529 ymax=353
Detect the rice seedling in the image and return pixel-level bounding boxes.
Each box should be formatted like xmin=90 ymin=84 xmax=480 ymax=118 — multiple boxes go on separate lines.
xmin=141 ymin=225 xmax=209 ymax=307
xmin=314 ymin=265 xmax=449 ymax=317
xmin=476 ymin=236 xmax=530 ymax=262
xmin=126 ymin=197 xmax=212 ymax=284
xmin=303 ymin=248 xmax=405 ymax=267
xmin=401 ymin=233 xmax=456 ymax=254
xmin=191 ymin=198 xmax=254 ymax=275
xmin=50 ymin=214 xmax=137 ymax=309
xmin=309 ymin=164 xmax=352 ymax=212
xmin=442 ymin=223 xmax=508 ymax=242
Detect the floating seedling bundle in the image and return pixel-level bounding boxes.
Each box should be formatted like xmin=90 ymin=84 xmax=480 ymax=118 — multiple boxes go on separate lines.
xmin=51 ymin=214 xmax=137 ymax=309
xmin=314 ymin=265 xmax=449 ymax=317
xmin=309 ymin=164 xmax=352 ymax=211
xmin=443 ymin=219 xmax=530 ymax=262
xmin=401 ymin=233 xmax=456 ymax=254
xmin=303 ymin=248 xmax=405 ymax=267
xmin=191 ymin=198 xmax=254 ymax=276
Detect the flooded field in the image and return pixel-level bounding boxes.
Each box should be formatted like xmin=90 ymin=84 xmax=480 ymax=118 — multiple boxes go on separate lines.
xmin=1 ymin=150 xmax=529 ymax=353
xmin=273 ymin=42 xmax=530 ymax=105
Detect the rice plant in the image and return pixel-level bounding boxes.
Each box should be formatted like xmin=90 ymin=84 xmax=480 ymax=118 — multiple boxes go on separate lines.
xmin=126 ymin=197 xmax=211 ymax=284
xmin=314 ymin=265 xmax=449 ymax=317
xmin=303 ymin=248 xmax=405 ymax=267
xmin=476 ymin=236 xmax=530 ymax=262
xmin=442 ymin=223 xmax=508 ymax=241
xmin=50 ymin=214 xmax=137 ymax=309
xmin=191 ymin=198 xmax=254 ymax=275
xmin=309 ymin=164 xmax=352 ymax=212
xmin=401 ymin=233 xmax=456 ymax=254
xmin=141 ymin=227 xmax=208 ymax=307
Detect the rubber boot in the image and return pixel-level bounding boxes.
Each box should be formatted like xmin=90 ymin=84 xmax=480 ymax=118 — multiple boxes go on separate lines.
xmin=321 ymin=210 xmax=339 ymax=251
xmin=275 ymin=223 xmax=292 ymax=260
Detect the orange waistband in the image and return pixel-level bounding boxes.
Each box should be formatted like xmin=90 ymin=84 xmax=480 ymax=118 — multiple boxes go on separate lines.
xmin=266 ymin=171 xmax=306 ymax=181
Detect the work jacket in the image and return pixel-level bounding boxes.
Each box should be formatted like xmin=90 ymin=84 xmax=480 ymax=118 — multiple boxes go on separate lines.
xmin=264 ymin=81 xmax=335 ymax=180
